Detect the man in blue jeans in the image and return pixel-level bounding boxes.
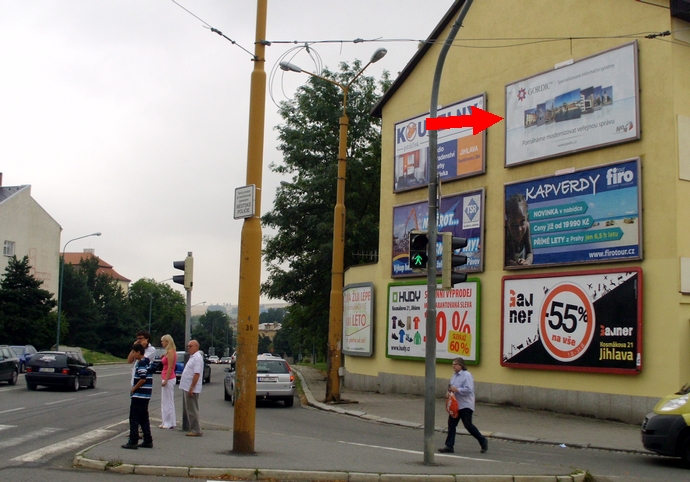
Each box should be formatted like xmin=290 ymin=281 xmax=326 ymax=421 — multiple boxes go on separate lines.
xmin=439 ymin=357 xmax=488 ymax=454
xmin=122 ymin=343 xmax=153 ymax=449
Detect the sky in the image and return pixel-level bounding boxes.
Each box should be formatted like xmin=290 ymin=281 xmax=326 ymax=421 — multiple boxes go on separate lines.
xmin=0 ymin=0 xmax=455 ymax=307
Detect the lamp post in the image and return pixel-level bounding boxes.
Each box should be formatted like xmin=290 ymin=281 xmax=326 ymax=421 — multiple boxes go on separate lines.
xmin=56 ymin=232 xmax=102 ymax=350
xmin=280 ymin=47 xmax=387 ymax=402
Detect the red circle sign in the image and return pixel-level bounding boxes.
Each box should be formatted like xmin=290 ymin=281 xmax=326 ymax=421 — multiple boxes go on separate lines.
xmin=539 ymin=282 xmax=595 ymax=362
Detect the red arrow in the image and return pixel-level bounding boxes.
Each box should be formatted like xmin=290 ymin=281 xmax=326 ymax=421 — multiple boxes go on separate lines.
xmin=425 ymin=106 xmax=503 ymax=135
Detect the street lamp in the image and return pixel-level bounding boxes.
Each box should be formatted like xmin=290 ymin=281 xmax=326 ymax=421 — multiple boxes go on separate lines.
xmin=56 ymin=232 xmax=102 ymax=349
xmin=280 ymin=48 xmax=387 ymax=402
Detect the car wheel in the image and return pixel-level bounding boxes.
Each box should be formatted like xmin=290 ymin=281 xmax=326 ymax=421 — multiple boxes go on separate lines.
xmin=27 ymin=382 xmax=37 ymax=390
xmin=681 ymin=435 xmax=690 ymax=466
xmin=72 ymin=376 xmax=80 ymax=392
xmin=89 ymin=375 xmax=97 ymax=389
xmin=9 ymin=369 xmax=18 ymax=386
xmin=204 ymin=373 xmax=211 ymax=384
xmin=284 ymin=396 xmax=294 ymax=408
xmin=19 ymin=362 xmax=25 ymax=374
xmin=230 ymin=385 xmax=235 ymax=406
xmin=224 ymin=384 xmax=231 ymax=401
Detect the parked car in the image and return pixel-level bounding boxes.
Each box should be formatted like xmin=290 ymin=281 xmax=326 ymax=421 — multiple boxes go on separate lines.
xmin=224 ymin=354 xmax=295 ymax=407
xmin=174 ymin=351 xmax=211 ymax=384
xmin=219 ymin=357 xmax=232 ymax=364
xmin=208 ymin=355 xmax=220 ymax=364
xmin=151 ymin=347 xmax=166 ymax=373
xmin=0 ymin=345 xmax=20 ymax=385
xmin=25 ymin=351 xmax=96 ymax=391
xmin=642 ymin=382 xmax=690 ymax=464
xmin=10 ymin=344 xmax=38 ymax=373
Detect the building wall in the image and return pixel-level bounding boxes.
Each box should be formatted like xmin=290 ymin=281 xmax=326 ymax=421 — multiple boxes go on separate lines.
xmin=0 ymin=186 xmax=61 ymax=297
xmin=343 ymin=0 xmax=690 ymax=423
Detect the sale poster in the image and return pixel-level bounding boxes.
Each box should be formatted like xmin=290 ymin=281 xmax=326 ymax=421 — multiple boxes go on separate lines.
xmin=342 ymin=283 xmax=374 ymax=357
xmin=386 ymin=280 xmax=480 ymax=364
xmin=501 ymin=268 xmax=642 ymax=374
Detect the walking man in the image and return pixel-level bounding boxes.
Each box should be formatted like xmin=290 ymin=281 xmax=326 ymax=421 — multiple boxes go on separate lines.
xmin=122 ymin=343 xmax=153 ymax=449
xmin=439 ymin=357 xmax=488 ymax=454
xmin=179 ymin=339 xmax=203 ymax=436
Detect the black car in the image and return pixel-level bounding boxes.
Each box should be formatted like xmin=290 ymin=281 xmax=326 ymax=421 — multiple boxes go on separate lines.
xmin=152 ymin=347 xmax=166 ymax=373
xmin=25 ymin=351 xmax=97 ymax=391
xmin=0 ymin=345 xmax=20 ymax=385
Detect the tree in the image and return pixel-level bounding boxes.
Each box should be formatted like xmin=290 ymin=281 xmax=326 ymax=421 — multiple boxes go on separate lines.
xmin=262 ymin=61 xmax=389 ymax=354
xmin=192 ymin=310 xmax=232 ymax=356
xmin=128 ymin=279 xmax=186 ymax=352
xmin=0 ymin=256 xmax=57 ymax=348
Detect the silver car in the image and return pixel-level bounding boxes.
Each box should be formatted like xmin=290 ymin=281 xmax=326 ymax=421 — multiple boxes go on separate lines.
xmin=224 ymin=354 xmax=295 ymax=407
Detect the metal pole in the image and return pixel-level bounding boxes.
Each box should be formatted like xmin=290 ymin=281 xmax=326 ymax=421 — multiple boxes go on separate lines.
xmin=233 ymin=0 xmax=267 ymax=454
xmin=424 ymin=0 xmax=474 ymax=465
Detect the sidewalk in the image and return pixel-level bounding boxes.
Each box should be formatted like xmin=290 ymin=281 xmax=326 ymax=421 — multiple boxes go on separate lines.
xmin=74 ymin=365 xmax=646 ymax=481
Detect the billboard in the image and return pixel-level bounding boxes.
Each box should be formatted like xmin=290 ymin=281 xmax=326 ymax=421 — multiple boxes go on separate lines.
xmin=501 ymin=268 xmax=643 ymax=374
xmin=387 ymin=280 xmax=480 ymax=364
xmin=394 ymin=94 xmax=486 ymax=192
xmin=392 ymin=189 xmax=485 ymax=278
xmin=505 ymin=42 xmax=639 ymax=166
xmin=504 ymin=158 xmax=641 ymax=268
xmin=342 ymin=283 xmax=375 ymax=356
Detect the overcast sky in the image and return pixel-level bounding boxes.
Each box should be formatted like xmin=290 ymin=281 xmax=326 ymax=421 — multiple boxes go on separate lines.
xmin=0 ymin=1 xmax=454 ymax=306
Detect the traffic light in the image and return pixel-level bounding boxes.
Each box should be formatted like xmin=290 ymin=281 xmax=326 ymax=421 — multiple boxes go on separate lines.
xmin=173 ymin=252 xmax=194 ymax=290
xmin=441 ymin=232 xmax=468 ymax=289
xmin=409 ymin=230 xmax=429 ymax=271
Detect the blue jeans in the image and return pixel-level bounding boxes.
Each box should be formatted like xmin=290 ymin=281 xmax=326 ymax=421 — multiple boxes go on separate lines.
xmin=444 ymin=408 xmax=486 ymax=449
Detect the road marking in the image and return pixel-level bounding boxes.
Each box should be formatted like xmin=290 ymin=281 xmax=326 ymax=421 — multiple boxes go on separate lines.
xmin=11 ymin=428 xmax=115 ymax=462
xmin=88 ymin=391 xmax=109 ymax=396
xmin=44 ymin=398 xmax=75 ymax=405
xmin=337 ymin=441 xmax=500 ymax=463
xmin=0 ymin=407 xmax=25 ymax=415
xmin=0 ymin=427 xmax=62 ymax=450
xmin=0 ymin=424 xmax=18 ymax=431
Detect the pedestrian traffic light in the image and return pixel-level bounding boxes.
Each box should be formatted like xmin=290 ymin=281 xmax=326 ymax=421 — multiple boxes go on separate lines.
xmin=173 ymin=252 xmax=194 ymax=290
xmin=441 ymin=232 xmax=468 ymax=289
xmin=409 ymin=230 xmax=429 ymax=271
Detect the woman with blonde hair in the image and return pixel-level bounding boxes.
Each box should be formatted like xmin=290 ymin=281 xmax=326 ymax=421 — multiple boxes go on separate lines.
xmin=159 ymin=334 xmax=177 ymax=429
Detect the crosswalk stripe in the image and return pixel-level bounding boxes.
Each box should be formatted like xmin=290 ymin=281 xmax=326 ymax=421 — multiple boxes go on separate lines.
xmin=11 ymin=428 xmax=115 ymax=462
xmin=0 ymin=427 xmax=62 ymax=450
xmin=0 ymin=424 xmax=18 ymax=431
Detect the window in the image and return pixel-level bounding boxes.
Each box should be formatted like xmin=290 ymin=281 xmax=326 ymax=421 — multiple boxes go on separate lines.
xmin=3 ymin=240 xmax=15 ymax=257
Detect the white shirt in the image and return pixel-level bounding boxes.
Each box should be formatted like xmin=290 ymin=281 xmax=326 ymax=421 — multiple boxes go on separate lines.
xmin=179 ymin=351 xmax=203 ymax=393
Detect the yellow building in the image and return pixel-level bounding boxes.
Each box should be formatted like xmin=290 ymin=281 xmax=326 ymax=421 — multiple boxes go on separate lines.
xmin=343 ymin=0 xmax=690 ymax=424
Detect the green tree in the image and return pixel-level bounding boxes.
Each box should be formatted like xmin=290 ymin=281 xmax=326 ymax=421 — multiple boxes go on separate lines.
xmin=259 ymin=307 xmax=286 ymax=324
xmin=128 ymin=279 xmax=186 ymax=351
xmin=262 ymin=61 xmax=389 ymax=354
xmin=0 ymin=256 xmax=57 ymax=348
xmin=192 ymin=310 xmax=232 ymax=356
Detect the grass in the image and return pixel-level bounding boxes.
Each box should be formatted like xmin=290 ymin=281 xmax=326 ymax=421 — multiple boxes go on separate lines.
xmin=296 ymin=361 xmax=327 ymax=373
xmin=81 ymin=348 xmax=127 ymax=365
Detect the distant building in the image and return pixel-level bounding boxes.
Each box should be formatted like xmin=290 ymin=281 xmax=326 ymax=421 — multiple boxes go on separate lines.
xmin=0 ymin=173 xmax=61 ymax=297
xmin=258 ymin=322 xmax=282 ymax=340
xmin=63 ymin=250 xmax=131 ymax=293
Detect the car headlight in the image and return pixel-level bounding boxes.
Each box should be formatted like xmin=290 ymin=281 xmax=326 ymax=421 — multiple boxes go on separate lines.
xmin=660 ymin=395 xmax=689 ymax=411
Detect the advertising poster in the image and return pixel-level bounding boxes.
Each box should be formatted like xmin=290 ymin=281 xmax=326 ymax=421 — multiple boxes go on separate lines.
xmin=387 ymin=280 xmax=480 ymax=364
xmin=342 ymin=283 xmax=374 ymax=357
xmin=392 ymin=189 xmax=485 ymax=278
xmin=504 ymin=158 xmax=641 ymax=268
xmin=505 ymin=42 xmax=639 ymax=166
xmin=501 ymin=268 xmax=642 ymax=374
xmin=394 ymin=94 xmax=486 ymax=192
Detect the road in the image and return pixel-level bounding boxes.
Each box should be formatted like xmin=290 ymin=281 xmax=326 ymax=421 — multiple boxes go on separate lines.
xmin=2 ymin=363 xmax=690 ymax=481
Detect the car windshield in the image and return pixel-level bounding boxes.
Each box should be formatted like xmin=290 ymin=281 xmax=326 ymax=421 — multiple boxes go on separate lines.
xmin=10 ymin=346 xmax=25 ymax=356
xmin=257 ymin=360 xmax=288 ymax=374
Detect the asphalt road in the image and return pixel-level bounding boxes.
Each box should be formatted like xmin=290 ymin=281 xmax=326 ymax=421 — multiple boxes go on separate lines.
xmin=2 ymin=363 xmax=690 ymax=481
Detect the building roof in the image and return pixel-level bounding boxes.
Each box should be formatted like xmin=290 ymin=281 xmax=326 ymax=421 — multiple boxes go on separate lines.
xmin=63 ymin=251 xmax=131 ymax=283
xmin=0 ymin=185 xmax=29 ymax=204
xmin=370 ymin=0 xmax=465 ymax=118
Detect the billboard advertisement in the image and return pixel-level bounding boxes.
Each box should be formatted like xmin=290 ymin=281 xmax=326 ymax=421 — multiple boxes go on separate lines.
xmin=392 ymin=189 xmax=485 ymax=278
xmin=394 ymin=94 xmax=486 ymax=192
xmin=505 ymin=42 xmax=639 ymax=166
xmin=387 ymin=280 xmax=480 ymax=364
xmin=342 ymin=283 xmax=375 ymax=357
xmin=504 ymin=158 xmax=641 ymax=269
xmin=501 ymin=268 xmax=643 ymax=374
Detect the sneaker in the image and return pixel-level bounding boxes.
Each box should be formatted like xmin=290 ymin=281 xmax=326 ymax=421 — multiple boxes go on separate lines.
xmin=121 ymin=442 xmax=138 ymax=450
xmin=480 ymin=440 xmax=488 ymax=453
xmin=438 ymin=446 xmax=454 ymax=453
xmin=138 ymin=441 xmax=153 ymax=449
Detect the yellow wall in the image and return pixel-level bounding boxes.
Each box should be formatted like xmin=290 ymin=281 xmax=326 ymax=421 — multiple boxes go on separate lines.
xmin=345 ymin=0 xmax=690 ymax=402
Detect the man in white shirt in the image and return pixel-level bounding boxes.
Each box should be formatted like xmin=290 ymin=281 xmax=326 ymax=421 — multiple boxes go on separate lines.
xmin=179 ymin=339 xmax=203 ymax=436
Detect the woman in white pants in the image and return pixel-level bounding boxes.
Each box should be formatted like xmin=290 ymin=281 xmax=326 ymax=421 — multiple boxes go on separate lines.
xmin=159 ymin=334 xmax=177 ymax=429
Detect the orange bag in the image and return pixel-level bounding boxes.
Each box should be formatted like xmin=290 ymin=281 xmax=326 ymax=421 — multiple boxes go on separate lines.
xmin=446 ymin=391 xmax=459 ymax=418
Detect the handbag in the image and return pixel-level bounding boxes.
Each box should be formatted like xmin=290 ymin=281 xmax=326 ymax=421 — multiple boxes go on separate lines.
xmin=446 ymin=390 xmax=459 ymax=418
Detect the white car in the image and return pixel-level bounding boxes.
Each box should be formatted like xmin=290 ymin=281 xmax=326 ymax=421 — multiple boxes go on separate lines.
xmin=223 ymin=354 xmax=295 ymax=407
xmin=208 ymin=355 xmax=220 ymax=364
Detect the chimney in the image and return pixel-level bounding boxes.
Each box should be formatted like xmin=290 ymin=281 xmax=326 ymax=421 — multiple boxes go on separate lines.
xmin=0 ymin=172 xmax=3 ymax=187
xmin=83 ymin=248 xmax=95 ymax=254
